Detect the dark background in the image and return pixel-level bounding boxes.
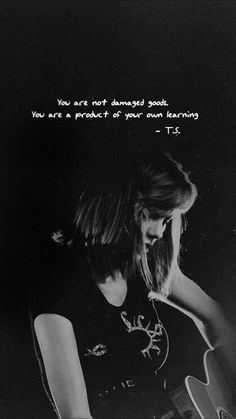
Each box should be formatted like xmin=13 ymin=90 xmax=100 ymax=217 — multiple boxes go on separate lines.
xmin=0 ymin=1 xmax=235 ymax=417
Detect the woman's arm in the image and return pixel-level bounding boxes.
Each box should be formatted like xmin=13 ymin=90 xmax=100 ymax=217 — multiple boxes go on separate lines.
xmin=168 ymin=271 xmax=236 ymax=387
xmin=34 ymin=314 xmax=93 ymax=419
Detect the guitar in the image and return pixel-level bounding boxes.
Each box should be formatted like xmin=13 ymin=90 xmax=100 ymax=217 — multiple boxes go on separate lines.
xmin=168 ymin=349 xmax=236 ymax=419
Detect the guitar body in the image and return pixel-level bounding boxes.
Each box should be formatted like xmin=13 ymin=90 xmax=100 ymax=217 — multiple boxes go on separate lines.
xmin=186 ymin=349 xmax=236 ymax=419
xmin=170 ymin=349 xmax=236 ymax=419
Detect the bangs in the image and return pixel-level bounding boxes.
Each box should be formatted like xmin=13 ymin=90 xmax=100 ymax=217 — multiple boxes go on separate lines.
xmin=136 ymin=181 xmax=197 ymax=221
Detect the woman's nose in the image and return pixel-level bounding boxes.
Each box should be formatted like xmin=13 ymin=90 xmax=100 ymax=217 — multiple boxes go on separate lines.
xmin=150 ymin=220 xmax=166 ymax=241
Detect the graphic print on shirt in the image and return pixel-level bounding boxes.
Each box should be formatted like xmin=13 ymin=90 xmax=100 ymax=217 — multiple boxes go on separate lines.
xmin=83 ymin=303 xmax=169 ymax=374
xmin=84 ymin=343 xmax=107 ymax=357
xmin=120 ymin=310 xmax=169 ymax=371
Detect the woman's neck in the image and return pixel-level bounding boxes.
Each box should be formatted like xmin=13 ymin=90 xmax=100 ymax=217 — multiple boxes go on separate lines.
xmin=97 ymin=271 xmax=127 ymax=307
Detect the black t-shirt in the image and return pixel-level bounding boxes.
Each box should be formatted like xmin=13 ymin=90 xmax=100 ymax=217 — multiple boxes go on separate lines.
xmin=30 ymin=241 xmax=207 ymax=418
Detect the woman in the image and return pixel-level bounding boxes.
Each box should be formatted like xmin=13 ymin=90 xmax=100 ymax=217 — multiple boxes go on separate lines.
xmin=30 ymin=154 xmax=236 ymax=419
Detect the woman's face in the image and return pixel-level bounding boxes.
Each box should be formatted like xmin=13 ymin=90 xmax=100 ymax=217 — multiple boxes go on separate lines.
xmin=140 ymin=215 xmax=172 ymax=252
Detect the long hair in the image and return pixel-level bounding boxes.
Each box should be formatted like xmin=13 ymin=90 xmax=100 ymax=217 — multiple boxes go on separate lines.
xmin=53 ymin=154 xmax=197 ymax=295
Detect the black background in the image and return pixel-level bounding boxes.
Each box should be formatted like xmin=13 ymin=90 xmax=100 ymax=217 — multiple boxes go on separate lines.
xmin=0 ymin=1 xmax=236 ymax=417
